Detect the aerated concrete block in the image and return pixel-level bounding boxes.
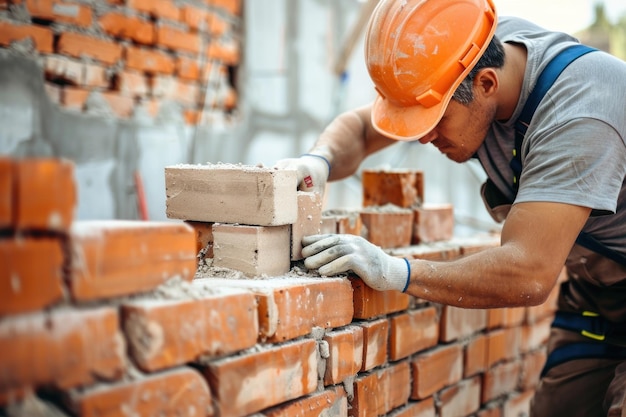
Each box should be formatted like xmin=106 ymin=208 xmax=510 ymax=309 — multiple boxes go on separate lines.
xmin=165 ymin=163 xmax=298 ymax=226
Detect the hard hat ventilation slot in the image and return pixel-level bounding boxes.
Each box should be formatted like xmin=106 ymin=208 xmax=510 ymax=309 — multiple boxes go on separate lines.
xmin=460 ymin=43 xmax=480 ymax=69
xmin=416 ymin=89 xmax=442 ymax=107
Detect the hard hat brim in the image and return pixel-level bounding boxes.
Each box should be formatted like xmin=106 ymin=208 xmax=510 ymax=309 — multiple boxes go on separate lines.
xmin=371 ymin=91 xmax=451 ymax=142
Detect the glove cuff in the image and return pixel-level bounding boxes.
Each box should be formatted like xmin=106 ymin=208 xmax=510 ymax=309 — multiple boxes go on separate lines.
xmin=387 ymin=256 xmax=411 ymax=292
xmin=301 ymin=153 xmax=331 ymax=179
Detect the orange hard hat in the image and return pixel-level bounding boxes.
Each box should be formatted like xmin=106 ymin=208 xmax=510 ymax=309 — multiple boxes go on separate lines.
xmin=365 ymin=0 xmax=497 ymax=141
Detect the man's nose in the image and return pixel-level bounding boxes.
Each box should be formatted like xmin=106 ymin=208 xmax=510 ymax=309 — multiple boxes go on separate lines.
xmin=418 ymin=130 xmax=437 ymax=144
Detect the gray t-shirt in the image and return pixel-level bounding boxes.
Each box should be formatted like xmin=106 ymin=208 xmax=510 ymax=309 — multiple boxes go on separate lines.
xmin=476 ymin=16 xmax=626 ymax=263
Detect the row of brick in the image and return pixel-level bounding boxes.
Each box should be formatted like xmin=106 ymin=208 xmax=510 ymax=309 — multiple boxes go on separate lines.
xmin=1 ymin=269 xmax=558 ymax=416
xmin=0 ymin=0 xmax=240 ymax=121
xmin=1 ymin=159 xmax=558 ymax=416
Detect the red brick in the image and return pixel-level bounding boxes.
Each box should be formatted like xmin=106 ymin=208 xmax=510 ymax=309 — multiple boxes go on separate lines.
xmin=439 ymin=305 xmax=487 ymax=342
xmin=62 ymin=86 xmax=90 ymax=110
xmin=0 ymin=237 xmax=64 ymax=316
xmin=202 ymin=339 xmax=318 ymax=417
xmin=185 ymin=220 xmax=213 ymax=258
xmin=127 ymin=0 xmax=180 ymax=21
xmin=207 ymin=39 xmax=240 ymax=65
xmin=262 ymin=386 xmax=348 ymax=417
xmin=156 ymin=24 xmax=200 ymax=54
xmin=323 ymin=326 xmax=363 ymax=386
xmin=504 ymin=307 xmax=525 ymax=327
xmin=520 ymin=316 xmax=552 ymax=353
xmin=206 ymin=11 xmax=228 ymax=37
xmin=323 ymin=209 xmax=362 ymax=235
xmin=388 ymin=398 xmax=436 ymax=417
xmin=205 ymin=12 xmax=227 ymax=38
xmin=98 ymin=12 xmax=154 ymax=45
xmin=113 ymin=70 xmax=149 ymax=98
xmin=0 ymin=158 xmax=12 ymax=228
xmin=193 ymin=277 xmax=354 ymax=343
xmin=476 ymin=406 xmax=502 ymax=417
xmin=125 ymin=46 xmax=175 ymax=74
xmin=485 ymin=329 xmax=507 ymax=368
xmin=464 ymin=333 xmax=488 ymax=378
xmin=389 ymin=307 xmax=439 ymax=361
xmin=67 ymin=220 xmax=197 ymax=301
xmin=519 ymin=349 xmax=547 ymax=391
xmin=176 ymin=55 xmax=201 ymax=81
xmin=412 ymin=203 xmax=454 ymax=244
xmin=180 ymin=4 xmax=208 ymax=30
xmin=438 ymin=377 xmax=481 ymax=417
xmin=83 ymin=63 xmax=108 ymax=88
xmin=121 ymin=287 xmax=258 ymax=372
xmin=0 ymin=22 xmax=53 ymax=53
xmin=0 ymin=307 xmax=125 ymax=403
xmin=25 ymin=0 xmax=92 ymax=27
xmin=292 ymin=191 xmax=322 ymax=260
xmin=481 ymin=360 xmax=521 ymax=403
xmin=99 ymin=91 xmax=135 ymax=118
xmin=411 ymin=343 xmax=463 ymax=399
xmin=351 ymin=361 xmax=411 ymax=417
xmin=14 ymin=158 xmax=76 ymax=232
xmin=359 ymin=318 xmax=389 ymax=372
xmin=212 ymin=0 xmax=241 ymax=15
xmin=503 ymin=390 xmax=533 ymax=417
xmin=44 ymin=55 xmax=83 ymax=85
xmin=183 ymin=108 xmax=199 ymax=125
xmin=68 ymin=367 xmax=212 ymax=417
xmin=362 ymin=169 xmax=424 ymax=208
xmin=360 ymin=208 xmax=413 ymax=249
xmin=151 ymin=75 xmax=200 ymax=106
xmin=351 ymin=276 xmax=410 ymax=319
xmin=58 ymin=32 xmax=123 ymax=65
xmin=223 ymin=86 xmax=237 ymax=109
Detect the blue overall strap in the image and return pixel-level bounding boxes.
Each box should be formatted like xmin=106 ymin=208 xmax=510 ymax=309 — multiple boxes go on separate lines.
xmin=541 ymin=341 xmax=626 ymax=377
xmin=511 ymin=44 xmax=598 ymax=189
xmin=576 ymin=232 xmax=626 ymax=266
xmin=507 ymin=44 xmax=626 ymax=267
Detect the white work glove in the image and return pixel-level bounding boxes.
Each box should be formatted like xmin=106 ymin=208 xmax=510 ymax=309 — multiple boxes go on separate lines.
xmin=301 ymin=234 xmax=411 ymax=292
xmin=274 ymin=153 xmax=330 ymax=196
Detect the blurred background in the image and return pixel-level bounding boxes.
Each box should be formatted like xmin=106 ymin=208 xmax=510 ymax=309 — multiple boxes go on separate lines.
xmin=1 ymin=0 xmax=624 ymax=236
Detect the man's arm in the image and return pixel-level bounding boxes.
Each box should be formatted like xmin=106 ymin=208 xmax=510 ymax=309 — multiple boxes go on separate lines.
xmin=406 ymin=201 xmax=591 ymax=308
xmin=310 ymin=103 xmax=399 ymax=181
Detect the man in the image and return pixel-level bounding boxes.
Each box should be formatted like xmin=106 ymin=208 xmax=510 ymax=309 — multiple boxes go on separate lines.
xmin=275 ymin=0 xmax=626 ymax=415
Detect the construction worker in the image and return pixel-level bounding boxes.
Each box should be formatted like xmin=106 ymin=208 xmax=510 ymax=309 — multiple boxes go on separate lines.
xmin=275 ymin=0 xmax=626 ymax=415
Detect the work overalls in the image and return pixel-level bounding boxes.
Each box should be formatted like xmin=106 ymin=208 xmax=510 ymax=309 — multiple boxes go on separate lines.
xmin=478 ymin=45 xmax=626 ymax=417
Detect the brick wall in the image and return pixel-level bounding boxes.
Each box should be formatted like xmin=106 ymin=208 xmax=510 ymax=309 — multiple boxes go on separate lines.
xmin=0 ymin=0 xmax=240 ymax=124
xmin=1 ymin=158 xmax=559 ymax=417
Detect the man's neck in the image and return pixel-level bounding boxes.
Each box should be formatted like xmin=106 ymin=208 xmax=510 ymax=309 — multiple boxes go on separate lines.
xmin=495 ymin=42 xmax=528 ymax=122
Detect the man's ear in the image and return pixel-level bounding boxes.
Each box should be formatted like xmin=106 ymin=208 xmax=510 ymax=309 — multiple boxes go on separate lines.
xmin=473 ymin=68 xmax=499 ymax=98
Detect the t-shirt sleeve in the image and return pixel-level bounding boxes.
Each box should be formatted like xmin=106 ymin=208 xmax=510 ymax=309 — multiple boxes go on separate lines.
xmin=515 ymin=118 xmax=626 ymax=214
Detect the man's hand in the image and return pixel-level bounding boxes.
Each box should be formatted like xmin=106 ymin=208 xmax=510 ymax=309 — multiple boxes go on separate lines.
xmin=301 ymin=234 xmax=410 ymax=292
xmin=274 ymin=154 xmax=330 ymax=195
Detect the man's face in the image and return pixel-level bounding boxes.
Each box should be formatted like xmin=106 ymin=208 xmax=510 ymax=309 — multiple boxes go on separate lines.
xmin=417 ymin=98 xmax=495 ymax=163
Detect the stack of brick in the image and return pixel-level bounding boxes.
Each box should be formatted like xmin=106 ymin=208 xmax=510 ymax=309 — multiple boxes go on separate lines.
xmin=0 ymin=0 xmax=241 ymax=123
xmin=2 ymin=159 xmax=559 ymax=417
xmin=361 ymin=168 xmax=455 ymax=248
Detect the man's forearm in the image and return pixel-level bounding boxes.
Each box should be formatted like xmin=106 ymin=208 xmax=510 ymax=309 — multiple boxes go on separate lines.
xmin=406 ymin=245 xmax=560 ymax=309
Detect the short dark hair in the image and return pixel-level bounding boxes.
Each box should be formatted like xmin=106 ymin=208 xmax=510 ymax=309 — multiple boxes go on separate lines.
xmin=452 ymin=35 xmax=505 ymax=104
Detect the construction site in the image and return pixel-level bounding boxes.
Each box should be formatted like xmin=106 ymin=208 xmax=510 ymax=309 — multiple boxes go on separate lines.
xmin=1 ymin=0 xmax=625 ymax=416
